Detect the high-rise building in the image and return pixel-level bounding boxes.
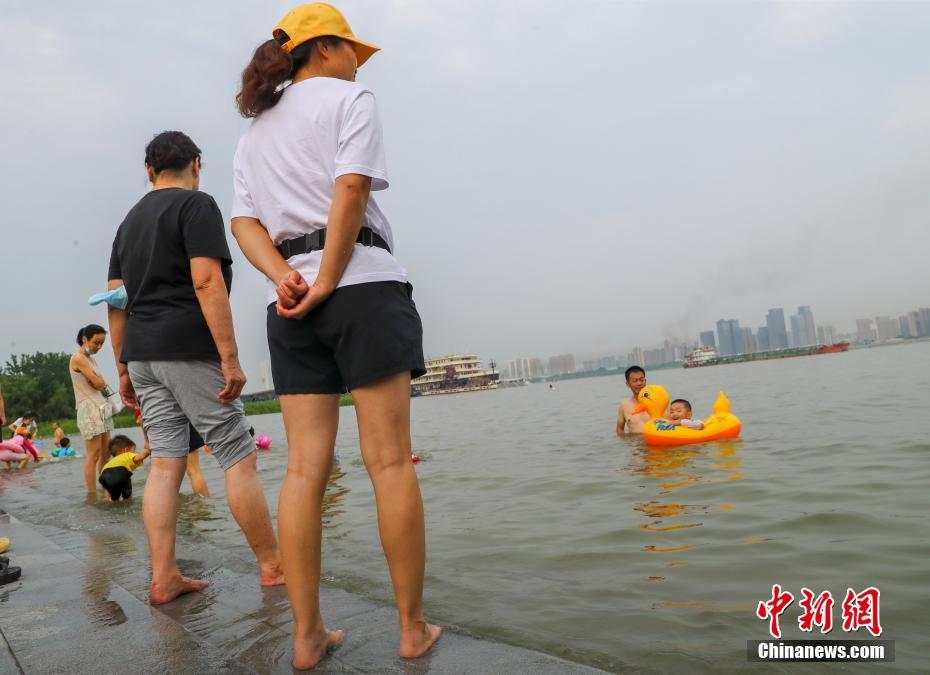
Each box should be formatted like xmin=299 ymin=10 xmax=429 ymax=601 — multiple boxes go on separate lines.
xmin=598 ymin=356 xmax=618 ymax=370
xmin=798 ymin=306 xmax=816 ymax=346
xmin=643 ymin=348 xmax=664 ymax=367
xmin=547 ymin=354 xmax=576 ymax=376
xmin=856 ymin=319 xmax=876 ymax=343
xmin=875 ymin=316 xmax=898 ymax=342
xmin=700 ymin=331 xmax=716 ymax=349
xmin=506 ymin=357 xmax=542 ymax=379
xmin=899 ymin=314 xmax=919 ymax=338
xmin=820 ymin=325 xmax=837 ymax=344
xmin=909 ymin=311 xmax=922 ymax=338
xmin=919 ymin=308 xmax=930 ymax=337
xmin=757 ymin=326 xmax=770 ymax=351
xmin=740 ymin=327 xmax=756 ymax=354
xmin=259 ymin=359 xmax=272 ymax=391
xmin=766 ymin=308 xmax=789 ymax=349
xmin=531 ymin=358 xmax=545 ymax=377
xmin=716 ymin=319 xmax=741 ymax=356
xmin=661 ymin=340 xmax=675 ymax=364
xmin=626 ymin=347 xmax=644 ymax=369
xmin=789 ymin=313 xmax=803 ymax=348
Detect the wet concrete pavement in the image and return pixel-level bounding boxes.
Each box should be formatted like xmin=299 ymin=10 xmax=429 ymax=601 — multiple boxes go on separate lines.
xmin=0 ymin=510 xmax=603 ymax=674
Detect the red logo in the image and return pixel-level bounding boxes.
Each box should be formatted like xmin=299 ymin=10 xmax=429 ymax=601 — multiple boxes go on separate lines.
xmin=756 ymin=584 xmax=794 ymax=638
xmin=841 ymin=587 xmax=882 ymax=637
xmin=798 ymin=588 xmax=834 ymax=634
xmin=757 ymin=585 xmax=881 ymax=637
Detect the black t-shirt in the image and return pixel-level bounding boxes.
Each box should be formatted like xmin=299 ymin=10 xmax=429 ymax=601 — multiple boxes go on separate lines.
xmin=108 ymin=188 xmax=233 ymax=362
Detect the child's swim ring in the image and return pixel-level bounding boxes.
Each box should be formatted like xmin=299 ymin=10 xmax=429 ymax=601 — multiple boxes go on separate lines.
xmin=636 ymin=385 xmax=742 ymax=447
xmin=0 ymin=441 xmax=28 ymax=462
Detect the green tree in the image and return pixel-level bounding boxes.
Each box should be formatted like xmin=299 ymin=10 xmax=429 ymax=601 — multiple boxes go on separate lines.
xmin=0 ymin=352 xmax=76 ymax=424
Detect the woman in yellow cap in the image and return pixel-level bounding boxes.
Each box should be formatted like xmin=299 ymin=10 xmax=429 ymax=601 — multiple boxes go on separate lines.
xmin=232 ymin=3 xmax=440 ymax=668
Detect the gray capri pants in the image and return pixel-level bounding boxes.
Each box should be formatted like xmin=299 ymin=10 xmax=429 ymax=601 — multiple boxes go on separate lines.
xmin=128 ymin=360 xmax=254 ymax=471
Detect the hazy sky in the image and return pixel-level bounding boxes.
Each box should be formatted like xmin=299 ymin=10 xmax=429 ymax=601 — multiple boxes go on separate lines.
xmin=2 ymin=1 xmax=929 ymax=390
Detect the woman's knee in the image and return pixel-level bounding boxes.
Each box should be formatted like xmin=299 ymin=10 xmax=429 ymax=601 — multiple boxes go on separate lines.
xmin=285 ymin=452 xmax=333 ymax=482
xmin=364 ymin=448 xmax=412 ymax=479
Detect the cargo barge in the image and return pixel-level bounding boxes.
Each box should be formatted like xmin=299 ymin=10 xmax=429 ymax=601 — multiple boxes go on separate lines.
xmin=683 ymin=342 xmax=849 ymax=368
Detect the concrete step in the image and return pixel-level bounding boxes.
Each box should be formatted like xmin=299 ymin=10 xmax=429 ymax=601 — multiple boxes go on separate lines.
xmin=0 ymin=513 xmax=604 ymax=673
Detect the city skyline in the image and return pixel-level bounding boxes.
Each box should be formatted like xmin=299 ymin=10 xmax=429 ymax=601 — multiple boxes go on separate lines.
xmin=269 ymin=299 xmax=929 ymax=385
xmin=494 ymin=299 xmax=929 ymax=380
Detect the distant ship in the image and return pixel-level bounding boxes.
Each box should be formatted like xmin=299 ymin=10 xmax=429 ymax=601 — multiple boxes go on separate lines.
xmin=411 ymin=354 xmax=500 ymax=396
xmin=683 ymin=342 xmax=850 ymax=368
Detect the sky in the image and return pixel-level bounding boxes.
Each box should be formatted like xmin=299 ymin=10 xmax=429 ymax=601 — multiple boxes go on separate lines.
xmin=2 ymin=1 xmax=929 ymax=390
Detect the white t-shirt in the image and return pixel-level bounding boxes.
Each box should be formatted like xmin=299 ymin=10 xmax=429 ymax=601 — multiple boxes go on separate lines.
xmin=11 ymin=417 xmax=37 ymax=435
xmin=231 ymin=77 xmax=407 ymax=305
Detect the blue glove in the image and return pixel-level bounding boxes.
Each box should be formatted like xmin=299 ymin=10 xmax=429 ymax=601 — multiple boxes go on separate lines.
xmin=88 ymin=286 xmax=128 ymax=309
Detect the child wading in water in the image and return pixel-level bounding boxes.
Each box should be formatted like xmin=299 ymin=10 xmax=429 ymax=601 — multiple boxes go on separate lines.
xmin=99 ymin=434 xmax=150 ymax=501
xmin=52 ymin=422 xmax=65 ymax=447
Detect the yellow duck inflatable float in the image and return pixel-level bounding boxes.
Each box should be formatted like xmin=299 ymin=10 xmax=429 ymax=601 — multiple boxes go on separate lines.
xmin=635 ymin=384 xmax=742 ymax=447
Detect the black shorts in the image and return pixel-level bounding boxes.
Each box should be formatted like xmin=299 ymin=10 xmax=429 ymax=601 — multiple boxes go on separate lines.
xmin=99 ymin=467 xmax=133 ymax=501
xmin=188 ymin=423 xmax=204 ymax=453
xmin=267 ymin=281 xmax=425 ymax=395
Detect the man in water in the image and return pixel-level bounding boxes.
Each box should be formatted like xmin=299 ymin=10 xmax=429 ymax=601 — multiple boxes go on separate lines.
xmin=616 ymin=366 xmax=651 ymax=435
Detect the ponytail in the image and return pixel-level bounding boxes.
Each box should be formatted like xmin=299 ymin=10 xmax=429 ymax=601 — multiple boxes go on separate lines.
xmin=236 ymin=33 xmax=341 ymax=118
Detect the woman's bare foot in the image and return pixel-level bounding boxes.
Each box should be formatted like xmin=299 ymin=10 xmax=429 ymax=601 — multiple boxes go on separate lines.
xmin=259 ymin=561 xmax=285 ymax=587
xmin=292 ymin=627 xmax=345 ymax=670
xmin=149 ymin=575 xmax=209 ymax=605
xmin=399 ymin=621 xmax=442 ymax=658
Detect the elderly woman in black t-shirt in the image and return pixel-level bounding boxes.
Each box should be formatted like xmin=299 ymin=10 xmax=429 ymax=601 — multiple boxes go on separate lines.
xmin=106 ymin=131 xmax=283 ymax=604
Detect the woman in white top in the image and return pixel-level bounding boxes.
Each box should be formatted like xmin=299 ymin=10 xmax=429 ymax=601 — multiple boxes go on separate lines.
xmin=70 ymin=324 xmax=114 ymax=495
xmin=231 ymin=4 xmax=439 ymax=668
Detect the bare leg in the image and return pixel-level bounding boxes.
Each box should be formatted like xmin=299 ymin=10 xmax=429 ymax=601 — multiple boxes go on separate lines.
xmin=96 ymin=431 xmax=111 ymax=477
xmin=143 ymin=457 xmax=208 ymax=604
xmin=278 ymin=393 xmax=345 ymax=670
xmin=352 ymin=372 xmax=441 ymax=658
xmin=224 ymin=452 xmax=284 ymax=586
xmin=83 ymin=434 xmax=102 ymax=493
xmin=185 ymin=449 xmax=210 ymax=497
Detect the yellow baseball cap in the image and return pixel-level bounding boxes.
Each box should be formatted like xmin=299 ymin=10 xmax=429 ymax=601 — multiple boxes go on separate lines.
xmin=274 ymin=3 xmax=379 ymax=67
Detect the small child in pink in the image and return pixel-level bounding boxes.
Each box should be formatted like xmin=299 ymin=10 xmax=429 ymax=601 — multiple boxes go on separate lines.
xmin=0 ymin=437 xmax=31 ymax=468
xmin=11 ymin=428 xmax=40 ymax=461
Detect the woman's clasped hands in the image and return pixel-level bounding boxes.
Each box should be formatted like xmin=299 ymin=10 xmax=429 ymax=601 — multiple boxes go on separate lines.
xmin=275 ymin=270 xmax=335 ymax=319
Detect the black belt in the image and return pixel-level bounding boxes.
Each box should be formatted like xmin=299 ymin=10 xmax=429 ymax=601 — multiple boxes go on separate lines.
xmin=276 ymin=227 xmax=391 ymax=259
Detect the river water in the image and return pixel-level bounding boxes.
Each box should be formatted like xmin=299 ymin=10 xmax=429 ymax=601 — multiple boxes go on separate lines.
xmin=2 ymin=341 xmax=928 ymax=672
